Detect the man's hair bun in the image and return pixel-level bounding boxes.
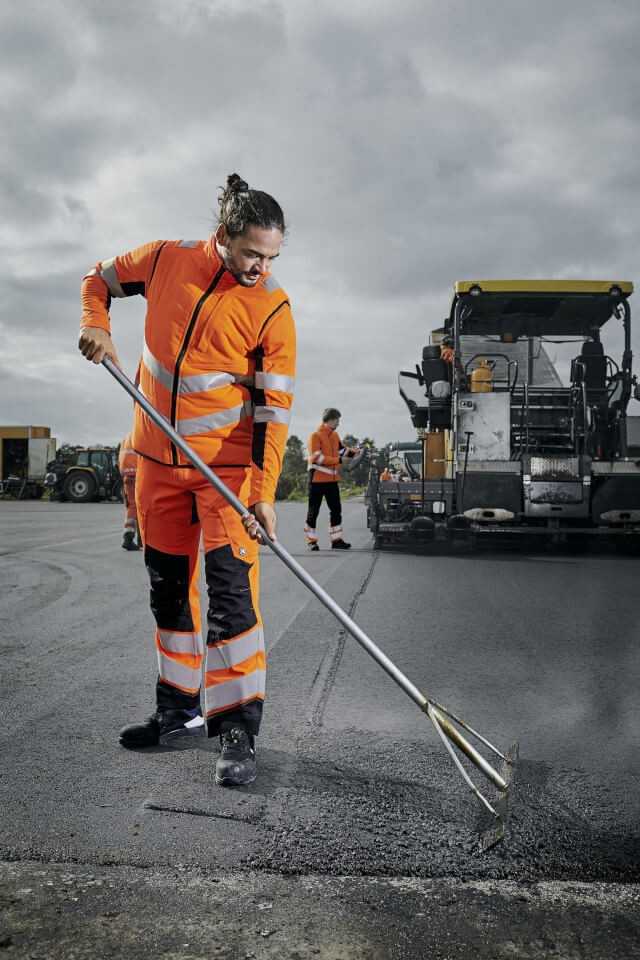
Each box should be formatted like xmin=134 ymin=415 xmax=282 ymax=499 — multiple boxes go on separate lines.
xmin=217 ymin=174 xmax=286 ymax=238
xmin=227 ymin=173 xmax=249 ymax=193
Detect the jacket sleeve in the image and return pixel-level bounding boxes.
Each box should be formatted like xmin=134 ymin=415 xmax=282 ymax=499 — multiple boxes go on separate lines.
xmin=250 ymin=301 xmax=296 ymax=505
xmin=308 ymin=431 xmax=322 ymax=467
xmin=80 ymin=241 xmax=165 ymax=333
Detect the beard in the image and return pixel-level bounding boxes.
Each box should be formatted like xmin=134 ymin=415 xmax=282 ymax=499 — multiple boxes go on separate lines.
xmin=217 ymin=241 xmax=260 ymax=286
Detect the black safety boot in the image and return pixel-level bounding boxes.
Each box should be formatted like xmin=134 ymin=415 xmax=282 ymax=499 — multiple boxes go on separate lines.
xmin=215 ymin=726 xmax=257 ymax=786
xmin=122 ymin=530 xmax=140 ymax=551
xmin=119 ymin=708 xmax=204 ymax=748
xmin=308 ymin=542 xmax=320 ymax=552
xmin=331 ymin=538 xmax=351 ymax=550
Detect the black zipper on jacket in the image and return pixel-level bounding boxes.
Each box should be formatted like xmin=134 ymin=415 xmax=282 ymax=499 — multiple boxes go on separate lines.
xmin=169 ymin=264 xmax=226 ymax=465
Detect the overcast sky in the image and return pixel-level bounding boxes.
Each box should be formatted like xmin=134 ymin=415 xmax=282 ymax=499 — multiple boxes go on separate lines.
xmin=2 ymin=0 xmax=640 ymax=449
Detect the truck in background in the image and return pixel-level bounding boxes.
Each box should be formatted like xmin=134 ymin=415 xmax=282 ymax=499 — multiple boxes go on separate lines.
xmin=0 ymin=426 xmax=57 ymax=499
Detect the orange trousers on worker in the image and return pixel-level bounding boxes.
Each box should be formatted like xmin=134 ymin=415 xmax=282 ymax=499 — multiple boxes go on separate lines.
xmin=123 ymin=476 xmax=138 ymax=536
xmin=136 ymin=458 xmax=264 ymax=737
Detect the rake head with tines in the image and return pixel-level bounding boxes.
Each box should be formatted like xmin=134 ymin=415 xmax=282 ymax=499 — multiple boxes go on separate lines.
xmin=426 ymin=701 xmax=518 ymax=851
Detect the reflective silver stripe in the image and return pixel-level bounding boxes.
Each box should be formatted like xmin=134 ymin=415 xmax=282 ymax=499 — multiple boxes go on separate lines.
xmin=157 ymin=649 xmax=201 ymax=692
xmin=329 ymin=525 xmax=343 ymax=533
xmin=254 ymin=405 xmax=291 ymax=425
xmin=329 ymin=526 xmax=343 ymax=541
xmin=179 ymin=370 xmax=235 ymax=394
xmin=304 ymin=525 xmax=318 ymax=542
xmin=178 ymin=239 xmax=199 ymax=248
xmin=254 ymin=371 xmax=295 ymax=393
xmin=204 ymin=669 xmax=266 ymax=713
xmin=177 ymin=404 xmax=246 ymax=437
xmin=158 ymin=629 xmax=203 ymax=656
xmin=206 ymin=626 xmax=263 ymax=672
xmin=310 ymin=464 xmax=337 ymax=476
xmin=99 ymin=258 xmax=126 ymax=298
xmin=144 ymin=341 xmax=236 ymax=396
xmin=262 ymin=274 xmax=281 ymax=293
xmin=143 ymin=342 xmax=174 ymax=392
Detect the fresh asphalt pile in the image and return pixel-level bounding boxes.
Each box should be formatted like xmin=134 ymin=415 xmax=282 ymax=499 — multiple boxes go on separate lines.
xmin=220 ymin=728 xmax=638 ymax=882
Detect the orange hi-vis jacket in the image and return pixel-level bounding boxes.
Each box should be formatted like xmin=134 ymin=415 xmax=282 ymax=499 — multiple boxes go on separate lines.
xmin=118 ymin=431 xmax=138 ymax=478
xmin=307 ymin=423 xmax=345 ymax=483
xmin=81 ymin=238 xmax=296 ymax=504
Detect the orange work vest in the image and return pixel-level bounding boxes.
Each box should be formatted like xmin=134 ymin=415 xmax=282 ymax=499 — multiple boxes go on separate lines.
xmin=118 ymin=431 xmax=138 ymax=478
xmin=307 ymin=424 xmax=344 ymax=483
xmin=81 ymin=238 xmax=296 ymax=504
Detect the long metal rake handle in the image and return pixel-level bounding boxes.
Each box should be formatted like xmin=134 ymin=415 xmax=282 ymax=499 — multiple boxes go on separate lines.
xmin=103 ymin=358 xmax=428 ymax=709
xmin=103 ymin=357 xmax=513 ymax=827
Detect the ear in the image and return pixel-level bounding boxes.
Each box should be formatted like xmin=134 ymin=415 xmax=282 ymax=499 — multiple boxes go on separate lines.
xmin=215 ymin=223 xmax=229 ymax=246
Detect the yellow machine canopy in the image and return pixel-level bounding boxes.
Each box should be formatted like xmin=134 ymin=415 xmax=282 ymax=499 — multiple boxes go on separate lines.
xmin=450 ymin=280 xmax=633 ymax=339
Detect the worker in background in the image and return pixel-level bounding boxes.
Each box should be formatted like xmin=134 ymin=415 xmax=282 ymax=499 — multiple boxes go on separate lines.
xmin=441 ymin=335 xmax=467 ymax=387
xmin=118 ymin=430 xmax=140 ymax=551
xmin=379 ymin=466 xmax=392 ymax=482
xmin=440 ymin=335 xmax=455 ymax=366
xmin=305 ymin=408 xmax=358 ymax=551
xmin=78 ymin=174 xmax=296 ymax=789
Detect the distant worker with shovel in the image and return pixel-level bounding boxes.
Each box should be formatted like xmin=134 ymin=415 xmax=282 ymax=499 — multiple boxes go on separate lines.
xmin=305 ymin=408 xmax=359 ymax=551
xmin=78 ymin=174 xmax=296 ymax=787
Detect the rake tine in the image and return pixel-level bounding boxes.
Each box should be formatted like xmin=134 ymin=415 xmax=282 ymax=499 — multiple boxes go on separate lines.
xmin=429 ymin=707 xmax=507 ymax=792
xmin=428 ymin=705 xmax=499 ymax=819
xmin=429 ymin=699 xmax=509 ymax=763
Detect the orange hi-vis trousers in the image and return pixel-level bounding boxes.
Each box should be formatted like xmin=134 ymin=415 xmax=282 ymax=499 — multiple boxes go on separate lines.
xmin=123 ymin=476 xmax=138 ymax=534
xmin=136 ymin=458 xmax=264 ymax=737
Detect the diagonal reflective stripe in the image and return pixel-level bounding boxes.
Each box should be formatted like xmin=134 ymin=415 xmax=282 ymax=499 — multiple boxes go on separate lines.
xmin=158 ymin=629 xmax=203 ymax=656
xmin=157 ymin=649 xmax=201 ymax=693
xmin=143 ymin=342 xmax=174 ymax=392
xmin=254 ymin=371 xmax=295 ymax=393
xmin=177 ymin=404 xmax=246 ymax=437
xmin=206 ymin=627 xmax=264 ymax=672
xmin=178 ymin=239 xmax=199 ymax=248
xmin=99 ymin=258 xmax=126 ymax=298
xmin=254 ymin=405 xmax=291 ymax=425
xmin=179 ymin=370 xmax=235 ymax=394
xmin=310 ymin=464 xmax=337 ymax=475
xmin=204 ymin=669 xmax=266 ymax=713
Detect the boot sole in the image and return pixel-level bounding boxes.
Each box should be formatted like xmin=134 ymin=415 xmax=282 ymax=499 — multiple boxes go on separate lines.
xmin=215 ymin=769 xmax=257 ymax=787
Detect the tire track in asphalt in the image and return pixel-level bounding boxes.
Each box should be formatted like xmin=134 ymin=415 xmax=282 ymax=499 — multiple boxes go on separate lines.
xmin=306 ymin=552 xmax=379 ymax=728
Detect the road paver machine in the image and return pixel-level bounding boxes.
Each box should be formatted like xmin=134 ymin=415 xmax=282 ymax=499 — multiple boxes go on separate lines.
xmin=368 ymin=280 xmax=640 ymax=545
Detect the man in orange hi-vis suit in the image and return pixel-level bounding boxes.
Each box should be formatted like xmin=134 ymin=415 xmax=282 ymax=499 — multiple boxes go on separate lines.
xmin=78 ymin=175 xmax=295 ymax=787
xmin=118 ymin=430 xmax=140 ymax=551
xmin=305 ymin=408 xmax=358 ymax=551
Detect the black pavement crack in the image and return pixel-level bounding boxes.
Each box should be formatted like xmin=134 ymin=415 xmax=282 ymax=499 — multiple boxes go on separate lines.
xmin=307 ymin=552 xmax=379 ymax=728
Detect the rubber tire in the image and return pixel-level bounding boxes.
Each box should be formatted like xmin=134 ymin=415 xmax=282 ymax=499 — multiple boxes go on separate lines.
xmin=64 ymin=472 xmax=97 ymax=503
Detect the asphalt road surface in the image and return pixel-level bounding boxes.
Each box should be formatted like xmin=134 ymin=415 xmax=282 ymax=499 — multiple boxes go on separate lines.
xmin=1 ymin=498 xmax=639 ymax=958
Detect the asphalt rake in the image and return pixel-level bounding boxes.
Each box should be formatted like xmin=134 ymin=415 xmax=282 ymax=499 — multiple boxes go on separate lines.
xmin=103 ymin=357 xmax=518 ymax=850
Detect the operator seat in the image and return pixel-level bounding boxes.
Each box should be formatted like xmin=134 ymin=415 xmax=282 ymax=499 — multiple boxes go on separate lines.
xmin=571 ymin=339 xmax=607 ymax=398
